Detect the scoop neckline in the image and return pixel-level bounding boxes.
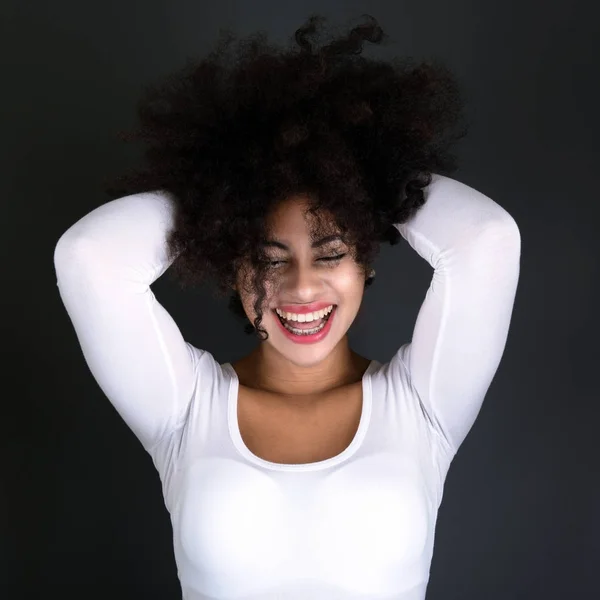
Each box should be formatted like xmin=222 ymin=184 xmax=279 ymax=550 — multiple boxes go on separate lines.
xmin=221 ymin=359 xmax=378 ymax=472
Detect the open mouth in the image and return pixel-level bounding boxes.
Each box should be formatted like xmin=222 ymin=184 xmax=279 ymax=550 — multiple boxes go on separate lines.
xmin=273 ymin=305 xmax=337 ymax=337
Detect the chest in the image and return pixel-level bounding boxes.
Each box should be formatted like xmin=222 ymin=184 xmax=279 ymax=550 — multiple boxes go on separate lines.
xmin=236 ymin=382 xmax=364 ymax=464
xmin=175 ymin=449 xmax=433 ymax=597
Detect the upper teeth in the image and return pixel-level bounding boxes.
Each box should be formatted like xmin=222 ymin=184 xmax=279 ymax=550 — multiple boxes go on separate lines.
xmin=275 ymin=304 xmax=334 ymax=322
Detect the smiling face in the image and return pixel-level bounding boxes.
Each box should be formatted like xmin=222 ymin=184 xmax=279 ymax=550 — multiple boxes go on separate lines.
xmin=235 ymin=195 xmax=368 ymax=368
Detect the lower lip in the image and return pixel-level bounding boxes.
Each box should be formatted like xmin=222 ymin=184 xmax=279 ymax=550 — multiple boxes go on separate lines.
xmin=273 ymin=306 xmax=337 ymax=344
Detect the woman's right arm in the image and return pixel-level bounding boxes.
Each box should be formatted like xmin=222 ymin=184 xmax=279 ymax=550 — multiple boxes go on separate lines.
xmin=53 ymin=191 xmax=197 ymax=452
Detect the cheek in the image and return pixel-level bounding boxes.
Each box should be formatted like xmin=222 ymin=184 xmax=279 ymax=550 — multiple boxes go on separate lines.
xmin=334 ymin=267 xmax=365 ymax=295
xmin=239 ymin=265 xmax=364 ymax=324
xmin=239 ymin=284 xmax=277 ymax=323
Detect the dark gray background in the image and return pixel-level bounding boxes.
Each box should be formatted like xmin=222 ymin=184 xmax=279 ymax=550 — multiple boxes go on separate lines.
xmin=3 ymin=1 xmax=598 ymax=599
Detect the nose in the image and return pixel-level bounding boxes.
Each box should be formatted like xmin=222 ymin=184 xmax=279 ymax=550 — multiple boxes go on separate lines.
xmin=280 ymin=262 xmax=324 ymax=297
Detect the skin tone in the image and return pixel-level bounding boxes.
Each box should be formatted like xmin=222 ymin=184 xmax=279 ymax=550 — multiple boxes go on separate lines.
xmin=231 ymin=195 xmax=372 ymax=401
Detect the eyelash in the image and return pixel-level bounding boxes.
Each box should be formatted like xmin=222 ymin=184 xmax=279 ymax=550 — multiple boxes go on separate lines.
xmin=267 ymin=253 xmax=346 ymax=267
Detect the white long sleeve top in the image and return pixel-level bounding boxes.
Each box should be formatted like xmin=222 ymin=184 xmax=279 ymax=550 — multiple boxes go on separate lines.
xmin=54 ymin=173 xmax=521 ymax=599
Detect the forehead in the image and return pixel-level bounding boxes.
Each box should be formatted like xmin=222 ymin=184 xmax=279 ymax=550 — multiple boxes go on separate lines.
xmin=266 ymin=196 xmax=337 ymax=236
xmin=256 ymin=197 xmax=353 ymax=258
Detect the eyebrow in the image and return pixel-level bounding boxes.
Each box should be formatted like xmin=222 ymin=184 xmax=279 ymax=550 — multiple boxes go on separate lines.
xmin=260 ymin=235 xmax=343 ymax=250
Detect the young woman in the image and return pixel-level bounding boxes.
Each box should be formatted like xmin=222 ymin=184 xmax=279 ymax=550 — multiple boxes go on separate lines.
xmin=54 ymin=14 xmax=521 ymax=600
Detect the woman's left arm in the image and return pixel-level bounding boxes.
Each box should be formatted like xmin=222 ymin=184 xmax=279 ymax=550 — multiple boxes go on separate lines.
xmin=395 ymin=173 xmax=522 ymax=455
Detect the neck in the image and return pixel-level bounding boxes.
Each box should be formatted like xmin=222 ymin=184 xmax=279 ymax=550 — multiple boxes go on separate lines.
xmin=234 ymin=336 xmax=370 ymax=397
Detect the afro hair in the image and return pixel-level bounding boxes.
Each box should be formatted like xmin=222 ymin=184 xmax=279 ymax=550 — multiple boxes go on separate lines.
xmin=103 ymin=13 xmax=469 ymax=340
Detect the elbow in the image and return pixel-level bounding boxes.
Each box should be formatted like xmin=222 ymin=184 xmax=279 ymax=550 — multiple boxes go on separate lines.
xmin=54 ymin=232 xmax=92 ymax=272
xmin=480 ymin=216 xmax=521 ymax=250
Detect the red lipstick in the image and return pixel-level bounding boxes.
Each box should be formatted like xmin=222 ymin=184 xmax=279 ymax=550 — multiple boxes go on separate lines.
xmin=276 ymin=301 xmax=335 ymax=314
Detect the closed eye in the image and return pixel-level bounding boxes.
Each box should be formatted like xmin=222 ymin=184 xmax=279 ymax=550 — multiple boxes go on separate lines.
xmin=320 ymin=253 xmax=346 ymax=262
xmin=267 ymin=253 xmax=346 ymax=267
